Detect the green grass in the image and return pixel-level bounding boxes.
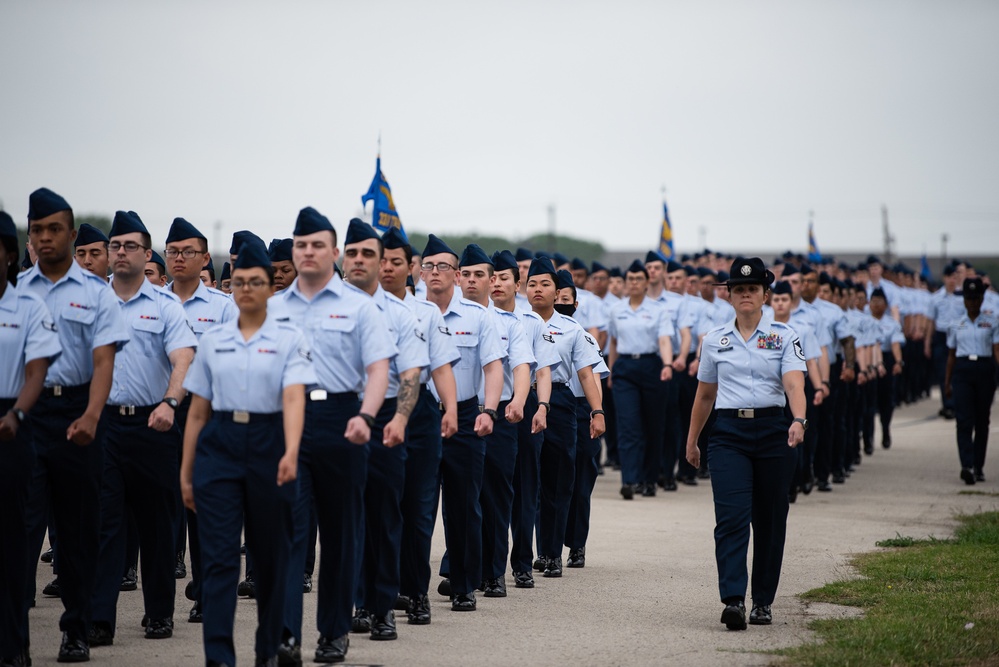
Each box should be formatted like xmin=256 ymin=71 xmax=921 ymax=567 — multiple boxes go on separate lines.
xmin=777 ymin=512 xmax=999 ymax=667
xmin=958 ymin=490 xmax=999 ymax=498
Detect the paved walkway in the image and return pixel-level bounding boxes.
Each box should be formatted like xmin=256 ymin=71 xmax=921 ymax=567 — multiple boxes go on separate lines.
xmin=27 ymin=394 xmax=999 ymax=666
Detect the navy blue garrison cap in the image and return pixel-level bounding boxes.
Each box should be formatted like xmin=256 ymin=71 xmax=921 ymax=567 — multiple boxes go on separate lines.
xmin=608 ymin=267 xmax=622 ymax=279
xmin=293 ymin=207 xmax=334 ymax=237
xmin=591 ymin=261 xmax=609 ymax=275
xmin=345 ymin=218 xmax=380 ymax=246
xmin=166 ymin=217 xmax=206 ymax=244
xmin=0 ymin=211 xmax=17 ymax=240
xmin=534 ymin=250 xmax=549 ymax=260
xmin=74 ymin=223 xmax=108 ymax=247
xmin=230 ymin=230 xmax=263 ymax=256
xmin=556 ymin=269 xmax=575 ymax=291
xmin=268 ymin=238 xmax=293 ymax=262
xmin=717 ymin=270 xmax=730 ymax=282
xmin=551 ymin=252 xmax=569 ymax=267
xmin=782 ymin=264 xmax=800 ymax=277
xmin=515 ymin=247 xmax=534 ymax=262
xmin=204 ymin=257 xmax=215 ymax=273
xmin=870 ymin=288 xmax=887 ymax=300
xmin=666 ymin=259 xmax=684 ymax=273
xmin=570 ymin=257 xmax=588 ymax=272
xmin=527 ymin=256 xmax=557 ymax=280
xmin=220 ymin=261 xmax=230 ymax=280
xmin=683 ymin=265 xmax=697 ymax=277
xmin=423 ymin=234 xmax=457 ymax=259
xmin=459 ymin=243 xmax=493 ymax=268
xmin=28 ymin=187 xmax=72 ymax=222
xmin=381 ymin=226 xmax=408 ymax=251
xmin=149 ymin=250 xmax=166 ymax=269
xmin=626 ymin=259 xmax=648 ymax=277
xmin=645 ymin=250 xmax=665 ymax=264
xmin=232 ymin=238 xmax=271 ymax=271
xmin=696 ymin=267 xmax=716 ymax=278
xmin=962 ymin=277 xmax=984 ymax=296
xmin=866 ymin=254 xmax=883 ymax=266
xmin=109 ymin=210 xmax=148 ymax=238
xmin=491 ymin=250 xmax=518 ymax=272
xmin=772 ymin=281 xmax=793 ymax=296
xmin=799 ymin=263 xmax=815 ymax=275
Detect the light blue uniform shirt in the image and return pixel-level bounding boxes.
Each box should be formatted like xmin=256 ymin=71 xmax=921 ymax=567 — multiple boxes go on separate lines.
xmin=0 ymin=283 xmax=62 ymax=399
xmin=365 ymin=284 xmax=428 ymax=399
xmin=542 ymin=312 xmax=603 ymax=385
xmin=947 ymin=313 xmax=999 ymax=357
xmin=866 ymin=279 xmax=901 ymax=308
xmin=519 ymin=310 xmax=561 ymax=382
xmin=108 ymin=279 xmax=198 ymax=406
xmin=813 ymin=298 xmax=852 ymax=358
xmin=428 ymin=291 xmax=506 ymax=403
xmin=169 ymin=280 xmax=237 ymax=340
xmin=785 ymin=317 xmax=820 ymax=361
xmin=608 ymin=297 xmax=674 ymax=356
xmin=480 ymin=305 xmax=536 ymax=403
xmin=183 ymin=314 xmax=316 ymax=413
xmin=652 ymin=290 xmax=694 ymax=353
xmin=848 ymin=309 xmax=880 ymax=348
xmin=574 ymin=288 xmax=608 ymax=333
xmin=983 ymin=290 xmax=999 ymax=317
xmin=872 ymin=315 xmax=905 ymax=353
xmin=929 ymin=289 xmax=964 ymax=332
xmin=19 ymin=260 xmax=129 ymax=387
xmin=570 ymin=357 xmax=609 ymax=398
xmin=269 ymin=275 xmax=397 ymax=394
xmin=791 ymin=299 xmax=830 ymax=351
xmin=403 ymin=293 xmax=461 ymax=384
xmin=698 ymin=315 xmax=807 ymax=409
xmin=696 ymin=298 xmax=735 ymax=337
xmin=683 ymin=294 xmax=706 ymax=341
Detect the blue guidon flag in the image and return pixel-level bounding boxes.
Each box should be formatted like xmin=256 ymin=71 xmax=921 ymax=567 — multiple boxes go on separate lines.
xmin=808 ymin=222 xmax=822 ymax=263
xmin=659 ymin=200 xmax=674 ymax=260
xmin=362 ymin=154 xmax=407 ymax=242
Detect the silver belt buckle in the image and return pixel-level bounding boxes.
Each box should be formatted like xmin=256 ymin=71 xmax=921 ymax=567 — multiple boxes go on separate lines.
xmin=969 ymin=354 xmax=979 ymax=361
xmin=233 ymin=410 xmax=250 ymax=424
xmin=309 ymin=389 xmax=328 ymax=401
xmin=53 ymin=385 xmax=63 ymax=397
xmin=118 ymin=406 xmax=136 ymax=416
xmin=737 ymin=408 xmax=755 ymax=419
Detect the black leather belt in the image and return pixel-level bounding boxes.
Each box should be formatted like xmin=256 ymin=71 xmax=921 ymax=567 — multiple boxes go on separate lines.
xmin=715 ymin=407 xmax=784 ymax=419
xmin=307 ymin=389 xmax=359 ymax=402
xmin=624 ymin=353 xmax=659 ymax=360
xmin=42 ymin=383 xmax=90 ymax=398
xmin=105 ymin=404 xmax=158 ymax=418
xmin=957 ymin=355 xmax=990 ymax=362
xmin=213 ymin=410 xmax=281 ymax=424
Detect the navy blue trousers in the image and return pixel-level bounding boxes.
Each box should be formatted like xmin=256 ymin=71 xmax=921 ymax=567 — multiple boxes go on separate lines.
xmin=661 ymin=374 xmax=681 ymax=482
xmin=537 ymin=384 xmax=576 ymax=559
xmin=933 ymin=332 xmax=954 ymax=410
xmin=194 ymin=414 xmax=295 ymax=666
xmin=481 ymin=400 xmax=517 ymax=580
xmin=612 ymin=356 xmax=666 ymax=487
xmin=399 ymin=387 xmax=442 ymax=599
xmin=676 ymin=357 xmax=699 ymax=480
xmin=601 ymin=377 xmax=618 ymax=465
xmin=92 ymin=408 xmax=179 ymax=633
xmin=565 ymin=397 xmax=601 ymax=550
xmin=709 ymin=413 xmax=796 ymax=606
xmin=355 ymin=398 xmax=406 ymax=617
xmin=175 ymin=395 xmax=203 ymax=605
xmin=510 ymin=390 xmax=542 ymax=574
xmin=815 ymin=359 xmax=842 ymax=483
xmin=284 ymin=393 xmax=364 ymax=643
xmin=25 ymin=385 xmax=104 ymax=640
xmin=0 ymin=398 xmax=34 ymax=660
xmin=952 ymin=358 xmax=996 ymax=472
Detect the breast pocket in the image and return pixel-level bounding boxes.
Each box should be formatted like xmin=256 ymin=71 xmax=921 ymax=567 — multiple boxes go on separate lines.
xmin=131 ymin=317 xmax=165 ymax=357
xmin=60 ymin=306 xmax=96 ymax=343
xmin=454 ymin=336 xmax=479 ymax=370
xmin=320 ymin=317 xmax=357 ymax=349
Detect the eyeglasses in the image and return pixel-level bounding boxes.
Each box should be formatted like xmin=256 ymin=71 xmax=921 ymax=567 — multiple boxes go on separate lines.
xmin=230 ymin=279 xmax=269 ymax=290
xmin=421 ymin=262 xmax=455 ymax=273
xmin=109 ymin=241 xmax=148 ymax=253
xmin=164 ymin=248 xmax=204 ymax=259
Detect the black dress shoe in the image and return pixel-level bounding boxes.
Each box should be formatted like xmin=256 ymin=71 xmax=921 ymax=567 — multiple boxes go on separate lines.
xmin=394 ymin=594 xmax=410 ymax=611
xmin=864 ymin=444 xmax=874 ymax=456
xmin=43 ymin=578 xmax=61 ymax=597
xmin=237 ymin=575 xmax=256 ymax=598
xmin=451 ymin=593 xmax=476 ymax=611
xmin=57 ymin=633 xmax=89 ymax=663
xmin=254 ymin=655 xmax=278 ymax=667
xmin=831 ymin=474 xmax=845 ymax=484
xmin=801 ymin=476 xmax=814 ymax=495
xmin=975 ymin=470 xmax=986 ymax=482
xmin=185 ymin=579 xmax=196 ymax=601
xmin=961 ymin=468 xmax=976 ymax=485
xmin=482 ymin=577 xmax=507 ymax=597
xmin=87 ymin=622 xmax=113 ymax=647
xmin=406 ymin=593 xmax=431 ymax=625
xmin=369 ymin=611 xmax=397 ymax=640
xmin=144 ymin=618 xmax=173 ymax=639
xmin=513 ymin=570 xmax=534 ymax=589
xmin=620 ymin=484 xmax=634 ymax=500
xmin=720 ymin=601 xmax=747 ymax=630
xmin=141 ymin=614 xmax=149 ymax=628
xmin=696 ymin=468 xmax=711 ymax=480
xmin=350 ymin=609 xmax=371 ymax=633
xmin=120 ymin=566 xmax=137 ymax=592
xmin=40 ymin=547 xmax=54 ymax=564
xmin=681 ymin=475 xmax=698 ymax=486
xmin=543 ymin=557 xmax=562 ymax=578
xmin=303 ymin=573 xmax=313 ymax=594
xmin=816 ymin=480 xmax=832 ymax=492
xmin=436 ymin=578 xmax=452 ymax=597
xmin=662 ymin=478 xmax=678 ymax=491
xmin=641 ymin=483 xmax=656 ymax=497
xmin=207 ymin=662 xmax=233 ymax=667
xmin=567 ymin=547 xmax=585 ymax=568
xmin=188 ymin=602 xmax=203 ymax=623
xmin=277 ymin=636 xmax=302 ymax=667
xmin=314 ymin=634 xmax=348 ymax=663
xmin=532 ymin=556 xmax=546 ymax=572
xmin=0 ymin=651 xmax=27 ymax=667
xmin=882 ymin=435 xmax=891 ymax=449
xmin=749 ymin=604 xmax=773 ymax=625
xmin=175 ymin=553 xmax=187 ymax=579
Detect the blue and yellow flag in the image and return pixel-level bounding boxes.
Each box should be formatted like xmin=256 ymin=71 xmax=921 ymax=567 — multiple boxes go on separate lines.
xmin=659 ymin=201 xmax=674 ymax=260
xmin=920 ymin=254 xmax=932 ymax=281
xmin=807 ymin=223 xmax=821 ymax=263
xmin=362 ymin=155 xmax=406 ymax=241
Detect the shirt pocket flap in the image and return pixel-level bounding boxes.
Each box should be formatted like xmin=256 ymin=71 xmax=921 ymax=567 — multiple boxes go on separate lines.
xmin=321 ymin=317 xmax=357 ymax=333
xmin=453 ymin=336 xmax=478 ymax=348
xmin=131 ymin=317 xmax=165 ymax=335
xmin=61 ymin=306 xmax=96 ymax=325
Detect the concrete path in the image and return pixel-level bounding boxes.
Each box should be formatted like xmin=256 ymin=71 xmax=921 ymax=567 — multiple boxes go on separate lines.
xmin=26 ymin=394 xmax=999 ymax=666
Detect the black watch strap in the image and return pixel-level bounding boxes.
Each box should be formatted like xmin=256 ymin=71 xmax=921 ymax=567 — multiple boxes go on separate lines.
xmin=10 ymin=408 xmax=27 ymax=424
xmin=358 ymin=412 xmax=376 ymax=428
xmin=482 ymin=408 xmax=498 ymax=422
xmin=590 ymin=409 xmax=605 ymax=418
xmin=162 ymin=397 xmax=179 ymax=410
xmin=538 ymin=401 xmax=551 ymax=414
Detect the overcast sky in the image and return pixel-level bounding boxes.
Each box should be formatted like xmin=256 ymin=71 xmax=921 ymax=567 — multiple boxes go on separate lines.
xmin=2 ymin=1 xmax=997 ymax=258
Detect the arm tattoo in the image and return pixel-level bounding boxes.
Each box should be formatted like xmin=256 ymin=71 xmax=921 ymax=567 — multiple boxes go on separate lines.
xmin=395 ymin=375 xmax=419 ymax=419
xmin=842 ymin=336 xmax=856 ymax=368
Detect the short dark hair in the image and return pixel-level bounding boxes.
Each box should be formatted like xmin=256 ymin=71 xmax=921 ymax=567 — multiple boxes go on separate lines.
xmin=3 ymin=236 xmax=19 ymax=286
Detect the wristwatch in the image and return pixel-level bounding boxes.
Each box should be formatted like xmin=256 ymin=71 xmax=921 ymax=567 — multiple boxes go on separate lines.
xmin=358 ymin=412 xmax=376 ymax=428
xmin=10 ymin=408 xmax=27 ymax=424
xmin=482 ymin=408 xmax=499 ymax=423
xmin=792 ymin=417 xmax=808 ymax=430
xmin=538 ymin=401 xmax=551 ymax=414
xmin=590 ymin=409 xmax=605 ymax=419
xmin=161 ymin=397 xmax=179 ymax=410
